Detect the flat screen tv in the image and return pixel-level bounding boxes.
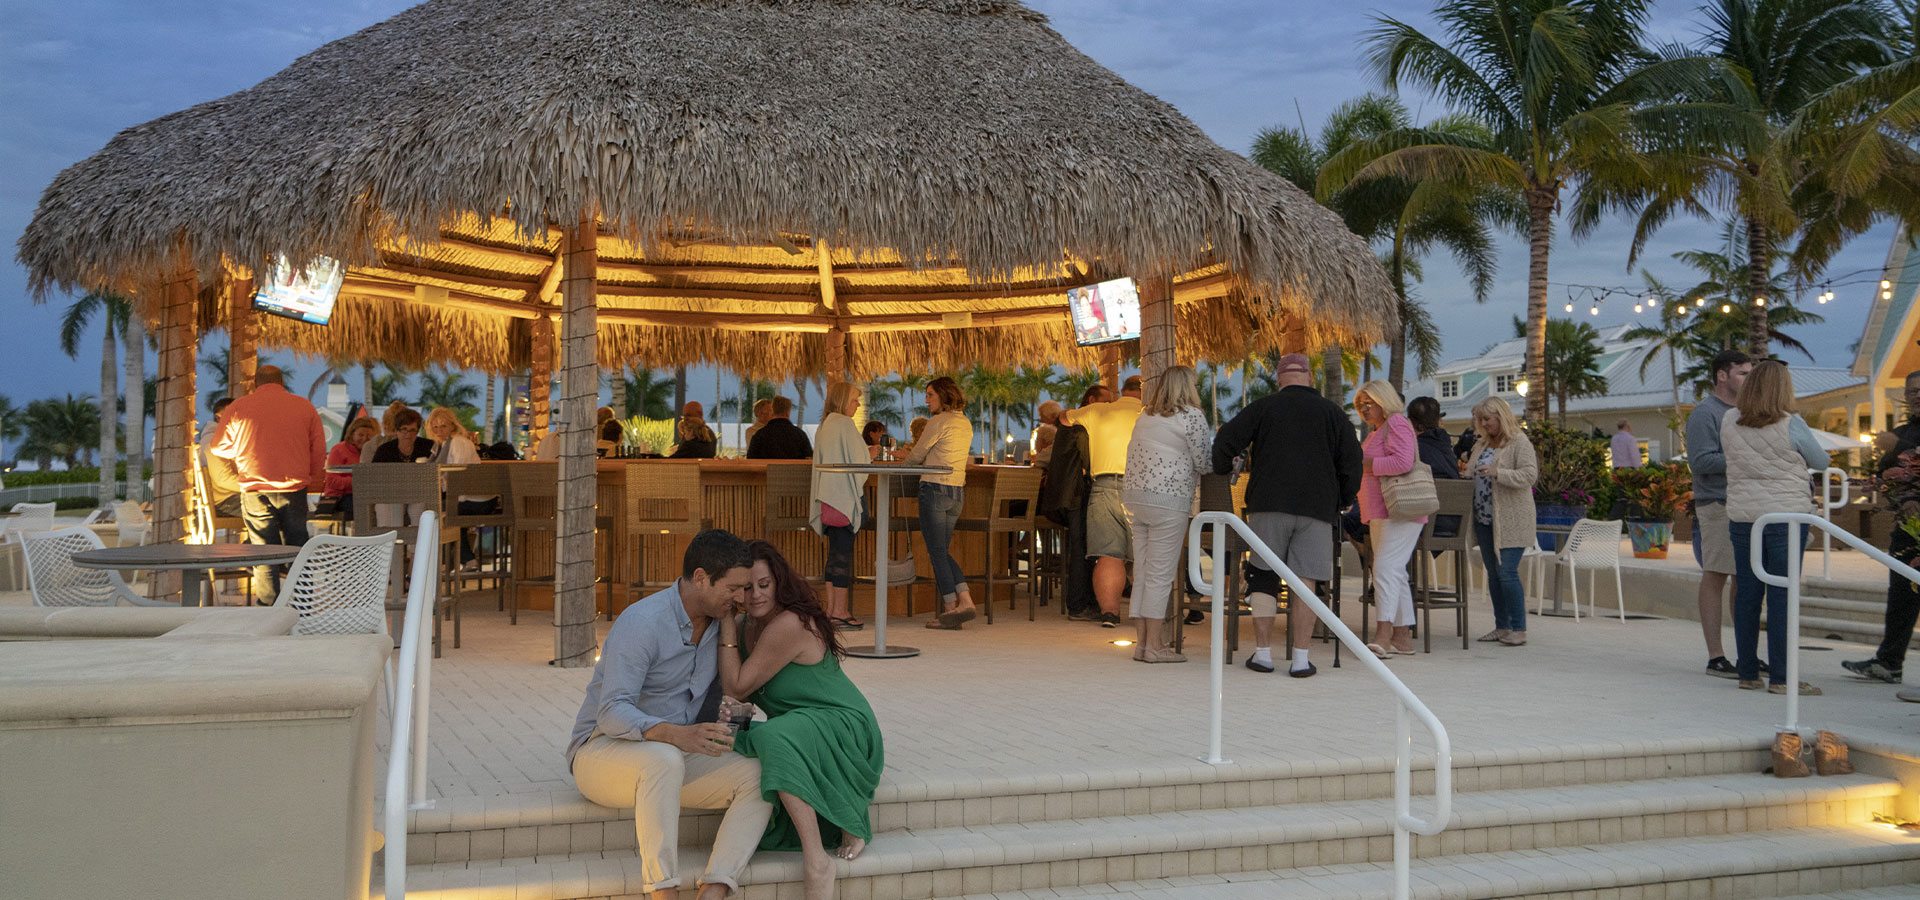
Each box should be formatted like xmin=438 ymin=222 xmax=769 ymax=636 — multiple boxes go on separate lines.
xmin=1067 ymin=277 xmax=1141 ymax=346
xmin=252 ymin=254 xmax=344 ymax=325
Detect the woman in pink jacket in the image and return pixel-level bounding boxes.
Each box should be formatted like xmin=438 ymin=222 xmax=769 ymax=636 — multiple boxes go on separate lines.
xmin=1356 ymin=380 xmax=1424 ymax=658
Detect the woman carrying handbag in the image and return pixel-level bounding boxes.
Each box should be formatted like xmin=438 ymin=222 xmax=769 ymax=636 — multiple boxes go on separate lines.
xmin=1357 ymin=380 xmax=1432 ymax=658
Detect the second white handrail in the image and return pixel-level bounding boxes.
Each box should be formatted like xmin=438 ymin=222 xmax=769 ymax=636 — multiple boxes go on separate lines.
xmin=1815 ymin=468 xmax=1849 ymax=578
xmin=1188 ymin=511 xmax=1450 ymax=900
xmin=1751 ymin=511 xmax=1916 ymax=735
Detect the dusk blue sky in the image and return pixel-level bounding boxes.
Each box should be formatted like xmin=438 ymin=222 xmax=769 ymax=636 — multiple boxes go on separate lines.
xmin=0 ymin=0 xmax=1900 ymax=416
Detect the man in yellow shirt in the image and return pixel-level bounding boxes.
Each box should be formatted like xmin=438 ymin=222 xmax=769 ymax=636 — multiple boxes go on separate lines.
xmin=1064 ymin=375 xmax=1144 ymax=627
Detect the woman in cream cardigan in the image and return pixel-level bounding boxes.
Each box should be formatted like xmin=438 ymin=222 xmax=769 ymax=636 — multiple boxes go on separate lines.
xmin=810 ymin=382 xmax=869 ymax=630
xmin=1723 ymin=360 xmax=1828 ymax=695
xmin=1466 ymin=396 xmax=1538 ymax=646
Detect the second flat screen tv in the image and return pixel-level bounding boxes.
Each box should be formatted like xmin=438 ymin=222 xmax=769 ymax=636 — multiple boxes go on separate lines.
xmin=253 ymin=254 xmax=345 ymax=325
xmin=1067 ymin=277 xmax=1141 ymax=346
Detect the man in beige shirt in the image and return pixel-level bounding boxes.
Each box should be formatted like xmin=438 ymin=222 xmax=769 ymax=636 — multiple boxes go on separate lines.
xmin=1063 ymin=375 xmax=1144 ymax=627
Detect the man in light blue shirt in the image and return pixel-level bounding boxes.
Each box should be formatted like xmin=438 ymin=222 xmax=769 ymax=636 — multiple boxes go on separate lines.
xmin=569 ymin=529 xmax=764 ymax=900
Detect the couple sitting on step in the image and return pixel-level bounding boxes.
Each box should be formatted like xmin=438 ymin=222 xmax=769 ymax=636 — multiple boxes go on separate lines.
xmin=566 ymin=529 xmax=885 ymax=900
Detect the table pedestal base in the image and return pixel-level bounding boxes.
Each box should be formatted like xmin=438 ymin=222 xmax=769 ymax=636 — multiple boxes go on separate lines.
xmin=844 ymin=644 xmax=920 ymax=659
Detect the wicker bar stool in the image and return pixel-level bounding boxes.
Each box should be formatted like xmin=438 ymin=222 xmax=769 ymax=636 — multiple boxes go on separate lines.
xmin=623 ymin=461 xmax=709 ymax=606
xmin=503 ymin=462 xmax=558 ymax=626
xmin=442 ymin=464 xmax=513 ymax=613
xmin=955 ymin=466 xmax=1043 ymax=622
xmin=352 ymin=463 xmax=462 ymax=655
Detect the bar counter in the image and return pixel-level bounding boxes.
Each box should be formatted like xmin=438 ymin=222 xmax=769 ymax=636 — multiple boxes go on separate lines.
xmin=515 ymin=458 xmax=1036 ymax=617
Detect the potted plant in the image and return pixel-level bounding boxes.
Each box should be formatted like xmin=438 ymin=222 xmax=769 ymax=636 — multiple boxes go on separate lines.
xmin=1529 ymin=423 xmax=1608 ymax=550
xmin=1616 ymin=462 xmax=1690 ymax=558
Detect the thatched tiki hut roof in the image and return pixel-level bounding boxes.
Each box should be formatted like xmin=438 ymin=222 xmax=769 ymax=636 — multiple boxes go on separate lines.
xmin=17 ymin=0 xmax=1395 ymax=660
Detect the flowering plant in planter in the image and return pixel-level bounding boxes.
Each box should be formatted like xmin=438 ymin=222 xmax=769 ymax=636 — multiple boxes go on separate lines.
xmin=1875 ymin=449 xmax=1920 ymax=576
xmin=1615 ymin=462 xmax=1691 ymax=522
xmin=1528 ymin=423 xmax=1608 ymax=508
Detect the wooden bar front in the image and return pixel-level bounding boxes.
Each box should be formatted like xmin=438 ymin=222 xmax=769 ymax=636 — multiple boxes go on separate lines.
xmin=515 ymin=459 xmax=1029 ymax=617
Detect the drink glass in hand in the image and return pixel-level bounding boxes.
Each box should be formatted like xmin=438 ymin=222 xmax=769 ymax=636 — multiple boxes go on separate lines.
xmin=718 ymin=696 xmax=754 ymax=735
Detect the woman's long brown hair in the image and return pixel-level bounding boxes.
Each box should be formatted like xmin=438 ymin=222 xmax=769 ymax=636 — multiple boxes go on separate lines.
xmin=746 ymin=540 xmax=846 ymax=660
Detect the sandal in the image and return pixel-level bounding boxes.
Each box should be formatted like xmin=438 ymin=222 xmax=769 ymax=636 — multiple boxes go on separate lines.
xmin=1476 ymin=629 xmax=1510 ymax=643
xmin=1498 ymin=633 xmax=1527 ymax=646
xmin=924 ymin=619 xmax=962 ymax=630
xmin=1365 ymin=642 xmax=1391 ymax=660
xmin=937 ymin=606 xmax=977 ymax=628
xmin=830 ymin=617 xmax=865 ymax=630
xmin=1739 ymin=679 xmax=1766 ymax=691
xmin=1768 ymin=681 xmax=1822 ymax=696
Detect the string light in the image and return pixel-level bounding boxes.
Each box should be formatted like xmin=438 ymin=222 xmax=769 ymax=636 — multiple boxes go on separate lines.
xmin=1633 ymin=303 xmax=1644 ymax=313
xmin=1721 ymin=303 xmax=1732 ymax=313
xmin=1673 ymin=305 xmax=1687 ymax=315
xmin=1564 ymin=302 xmax=1574 ymax=312
xmin=1695 ymin=297 xmax=1706 ymax=307
xmin=1884 ymin=279 xmax=1893 ymax=289
xmin=1755 ymin=296 xmax=1766 ymax=307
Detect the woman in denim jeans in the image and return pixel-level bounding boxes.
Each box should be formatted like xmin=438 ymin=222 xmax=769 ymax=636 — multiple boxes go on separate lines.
xmin=904 ymin=376 xmax=977 ymax=628
xmin=1465 ymin=396 xmax=1537 ymax=646
xmin=1723 ymin=360 xmax=1829 ymax=695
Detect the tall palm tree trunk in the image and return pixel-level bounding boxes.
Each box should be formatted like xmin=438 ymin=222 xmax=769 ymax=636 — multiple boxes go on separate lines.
xmin=1746 ymin=217 xmax=1772 ymax=357
xmin=610 ymin=366 xmax=627 ymax=421
xmin=1322 ymin=344 xmax=1344 ymax=408
xmin=1387 ymin=239 xmax=1410 ymax=393
xmin=1523 ymin=188 xmax=1555 ymax=422
xmin=98 ymin=323 xmax=118 ymax=505
xmin=674 ymin=366 xmax=688 ymax=414
xmin=122 ymin=317 xmax=146 ymax=501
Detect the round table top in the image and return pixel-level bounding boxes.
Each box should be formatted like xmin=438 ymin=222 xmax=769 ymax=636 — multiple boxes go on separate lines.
xmin=71 ymin=543 xmax=303 ymax=570
xmin=813 ymin=463 xmax=953 ymax=476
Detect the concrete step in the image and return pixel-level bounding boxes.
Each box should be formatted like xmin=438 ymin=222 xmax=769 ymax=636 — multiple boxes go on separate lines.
xmin=377 ymin=773 xmax=1901 ymax=900
xmin=1801 ymin=595 xmax=1893 ymax=626
xmin=936 ymin=825 xmax=1920 ymax=900
xmin=399 ymin=737 xmax=1773 ymax=866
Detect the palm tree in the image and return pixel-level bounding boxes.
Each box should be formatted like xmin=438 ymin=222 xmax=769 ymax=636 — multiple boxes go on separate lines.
xmin=0 ymin=394 xmax=21 ymax=464
xmin=1046 ymin=368 xmax=1103 ymax=406
xmin=1543 ymin=319 xmax=1611 ymax=426
xmin=875 ymin=372 xmax=931 ymax=420
xmin=366 ymin=365 xmax=410 ymax=407
xmin=1598 ymin=0 xmax=1894 ymax=356
xmin=121 ymin=314 xmax=147 ymax=500
xmin=60 ymin=291 xmax=130 ymax=502
xmin=416 ymin=368 xmax=481 ymax=412
xmin=201 ymin=347 xmax=293 ymax=405
xmin=1333 ymin=0 xmax=1674 ymax=420
xmin=1669 ymin=220 xmax=1827 ymax=358
xmin=864 ymin=384 xmax=905 ymax=429
xmin=622 ymin=368 xmax=676 ymax=419
xmin=1264 ymin=94 xmax=1518 ymax=392
xmin=20 ymin=395 xmax=100 ymax=469
xmin=481 ymin=374 xmax=497 ymax=443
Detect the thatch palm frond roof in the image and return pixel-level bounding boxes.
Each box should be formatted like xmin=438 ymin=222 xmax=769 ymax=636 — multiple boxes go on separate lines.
xmin=18 ymin=0 xmax=1395 ymax=375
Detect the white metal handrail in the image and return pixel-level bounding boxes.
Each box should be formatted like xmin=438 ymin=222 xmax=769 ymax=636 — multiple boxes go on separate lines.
xmin=383 ymin=510 xmax=440 ymax=900
xmin=1815 ymin=468 xmax=1850 ymax=578
xmin=1187 ymin=511 xmax=1451 ymax=900
xmin=1751 ymin=511 xmax=1917 ymax=735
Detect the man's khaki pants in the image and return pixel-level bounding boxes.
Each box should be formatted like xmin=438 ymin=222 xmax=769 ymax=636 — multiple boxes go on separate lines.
xmin=574 ymin=736 xmax=772 ymax=894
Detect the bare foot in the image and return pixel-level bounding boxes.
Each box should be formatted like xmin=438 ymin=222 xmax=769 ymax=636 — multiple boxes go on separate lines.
xmin=802 ymin=853 xmax=837 ymax=900
xmin=836 ymin=836 xmax=867 ymax=860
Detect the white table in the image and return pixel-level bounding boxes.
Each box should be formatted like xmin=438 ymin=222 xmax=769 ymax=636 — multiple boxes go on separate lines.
xmin=814 ymin=463 xmax=953 ymax=659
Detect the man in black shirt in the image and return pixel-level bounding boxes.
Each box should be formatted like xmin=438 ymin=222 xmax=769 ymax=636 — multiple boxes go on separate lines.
xmin=744 ymin=396 xmax=812 ymax=459
xmin=1845 ymin=370 xmax=1920 ymax=687
xmin=1211 ymin=354 xmax=1363 ymax=677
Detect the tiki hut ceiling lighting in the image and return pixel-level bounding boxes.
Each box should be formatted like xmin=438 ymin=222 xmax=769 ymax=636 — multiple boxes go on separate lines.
xmin=18 ymin=0 xmax=1396 ymax=377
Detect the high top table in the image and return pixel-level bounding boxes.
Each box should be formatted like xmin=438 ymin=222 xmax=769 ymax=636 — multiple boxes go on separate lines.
xmin=813 ymin=463 xmax=952 ymax=659
xmin=71 ymin=543 xmax=302 ymax=607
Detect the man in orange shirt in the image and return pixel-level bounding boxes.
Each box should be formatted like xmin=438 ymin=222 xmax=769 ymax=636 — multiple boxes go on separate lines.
xmin=210 ymin=365 xmax=327 ymax=602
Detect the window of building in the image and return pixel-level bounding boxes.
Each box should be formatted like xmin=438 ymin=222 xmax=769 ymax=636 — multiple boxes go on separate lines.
xmin=1495 ymin=374 xmax=1518 ymax=394
xmin=1439 ymin=379 xmax=1460 ymax=399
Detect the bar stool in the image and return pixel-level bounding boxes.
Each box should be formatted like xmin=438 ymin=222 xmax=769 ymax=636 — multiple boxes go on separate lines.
xmin=352 ymin=463 xmax=461 ymax=655
xmin=955 ymin=467 xmax=1043 ymax=622
xmin=1173 ymin=474 xmax=1249 ymax=660
xmin=1410 ymin=479 xmax=1474 ymax=650
xmin=624 ymin=461 xmax=709 ymax=606
xmin=504 ymin=462 xmax=558 ymax=626
xmin=442 ymin=465 xmax=513 ymax=613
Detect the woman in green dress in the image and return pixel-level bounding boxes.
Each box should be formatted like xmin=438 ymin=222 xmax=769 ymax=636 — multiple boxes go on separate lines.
xmin=718 ymin=541 xmax=884 ymax=900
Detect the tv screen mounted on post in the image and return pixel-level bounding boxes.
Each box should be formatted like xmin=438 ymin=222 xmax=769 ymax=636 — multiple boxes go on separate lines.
xmin=252 ymin=254 xmax=345 ymax=325
xmin=1067 ymin=277 xmax=1142 ymax=346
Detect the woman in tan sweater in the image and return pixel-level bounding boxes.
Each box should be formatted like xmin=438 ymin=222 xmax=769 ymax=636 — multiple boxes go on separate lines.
xmin=1466 ymin=397 xmax=1538 ymax=646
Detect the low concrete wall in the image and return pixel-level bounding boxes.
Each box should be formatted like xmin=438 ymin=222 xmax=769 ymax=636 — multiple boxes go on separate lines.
xmin=0 ymin=606 xmax=298 ymax=641
xmin=0 ymin=632 xmax=388 ymax=900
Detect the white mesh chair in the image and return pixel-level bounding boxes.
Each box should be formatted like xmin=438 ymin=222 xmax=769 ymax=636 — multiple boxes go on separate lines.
xmin=112 ymin=501 xmax=152 ymax=547
xmin=275 ymin=531 xmax=399 ymax=637
xmin=80 ymin=509 xmax=106 ymax=525
xmin=1536 ymin=517 xmax=1626 ymax=622
xmin=22 ymin=526 xmax=177 ymax=607
xmin=10 ymin=502 xmax=57 ymax=537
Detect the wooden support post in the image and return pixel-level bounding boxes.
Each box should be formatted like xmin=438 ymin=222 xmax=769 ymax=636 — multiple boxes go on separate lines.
xmin=530 ymin=316 xmax=554 ymax=437
xmin=229 ymin=278 xmax=257 ymax=397
xmin=151 ymin=243 xmax=199 ymax=602
xmin=554 ymin=215 xmax=599 ymax=668
xmin=1138 ymin=275 xmax=1176 ymax=391
xmin=1100 ymin=345 xmax=1121 ymax=393
xmin=824 ymin=325 xmax=848 ymax=387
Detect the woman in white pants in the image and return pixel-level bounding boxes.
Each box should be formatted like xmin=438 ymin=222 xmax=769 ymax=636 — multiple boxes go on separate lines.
xmin=1356 ymin=380 xmax=1424 ymax=657
xmin=1121 ymin=366 xmax=1213 ymax=663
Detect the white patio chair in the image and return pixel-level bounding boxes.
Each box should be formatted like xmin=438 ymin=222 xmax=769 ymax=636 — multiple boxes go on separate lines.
xmin=275 ymin=530 xmax=398 ymax=637
xmin=1520 ymin=535 xmax=1557 ymax=617
xmin=1535 ymin=517 xmax=1626 ymax=623
xmin=111 ymin=500 xmax=152 ymax=547
xmin=80 ymin=509 xmax=106 ymax=525
xmin=10 ymin=502 xmax=57 ymax=537
xmin=21 ymin=526 xmax=177 ymax=607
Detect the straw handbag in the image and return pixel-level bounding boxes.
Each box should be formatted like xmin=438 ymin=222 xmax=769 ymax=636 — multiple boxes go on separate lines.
xmin=1381 ymin=462 xmax=1440 ymax=520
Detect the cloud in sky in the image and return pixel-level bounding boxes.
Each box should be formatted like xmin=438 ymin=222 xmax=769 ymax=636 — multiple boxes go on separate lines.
xmin=0 ymin=0 xmax=1894 ymax=410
